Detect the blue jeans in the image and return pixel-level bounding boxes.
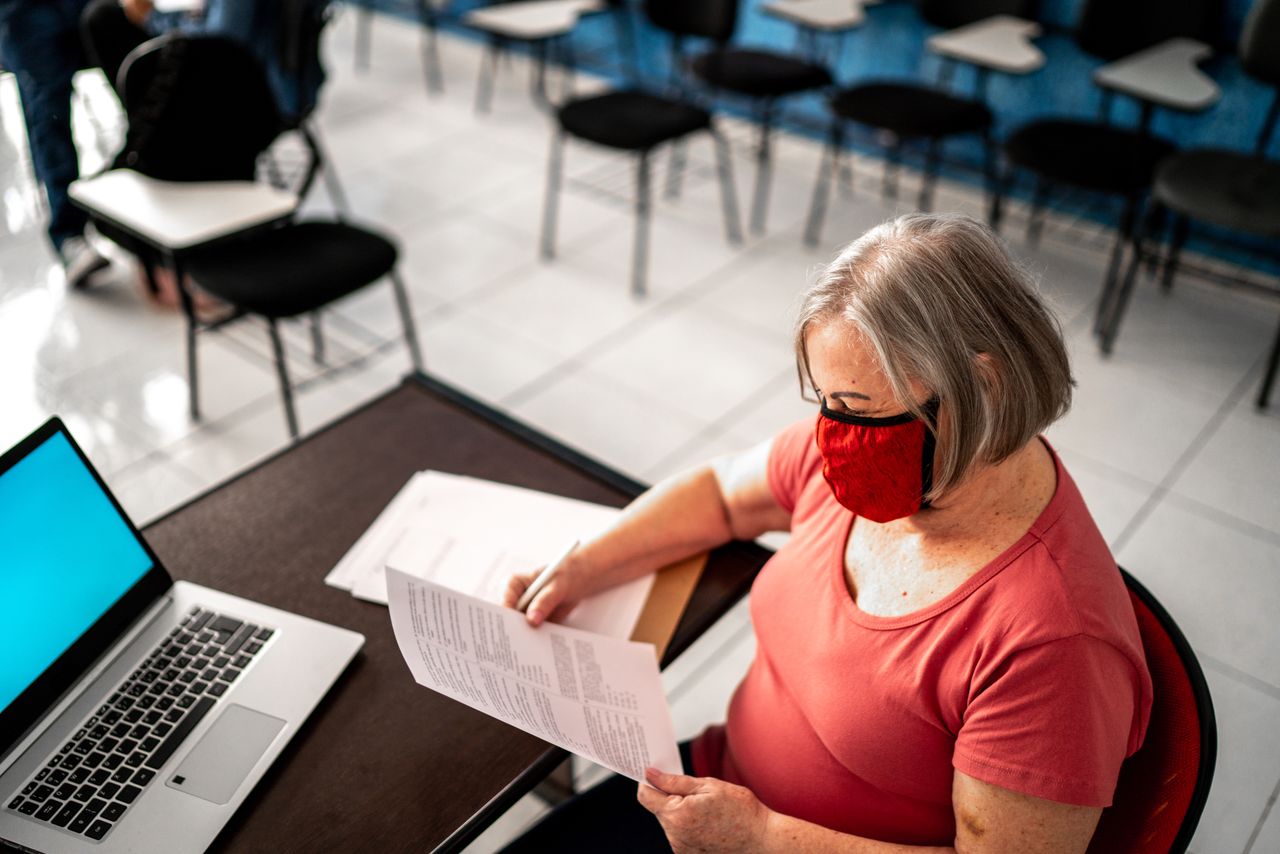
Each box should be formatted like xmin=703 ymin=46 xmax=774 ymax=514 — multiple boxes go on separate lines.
xmin=0 ymin=0 xmax=92 ymax=251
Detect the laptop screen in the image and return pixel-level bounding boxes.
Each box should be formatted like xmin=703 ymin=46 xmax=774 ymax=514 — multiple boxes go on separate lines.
xmin=0 ymin=431 xmax=155 ymax=714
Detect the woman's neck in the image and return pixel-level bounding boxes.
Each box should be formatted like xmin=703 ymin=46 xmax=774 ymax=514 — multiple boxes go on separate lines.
xmin=890 ymin=439 xmax=1057 ymax=542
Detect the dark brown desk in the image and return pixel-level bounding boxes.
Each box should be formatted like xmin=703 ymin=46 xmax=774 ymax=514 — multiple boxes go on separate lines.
xmin=142 ymin=373 xmax=771 ymax=853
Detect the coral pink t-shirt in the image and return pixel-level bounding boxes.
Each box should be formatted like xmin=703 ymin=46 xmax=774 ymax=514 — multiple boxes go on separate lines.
xmin=690 ymin=419 xmax=1152 ymax=846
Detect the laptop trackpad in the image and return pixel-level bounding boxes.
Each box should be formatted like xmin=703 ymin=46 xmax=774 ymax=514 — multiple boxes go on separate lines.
xmin=166 ymin=704 xmax=286 ymax=805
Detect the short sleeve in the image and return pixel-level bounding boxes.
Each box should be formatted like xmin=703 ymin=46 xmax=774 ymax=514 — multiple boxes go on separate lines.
xmin=766 ymin=418 xmax=821 ymax=515
xmin=953 ymin=635 xmax=1142 ymax=807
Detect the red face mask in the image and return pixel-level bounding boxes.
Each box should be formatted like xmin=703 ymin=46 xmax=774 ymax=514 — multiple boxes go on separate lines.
xmin=815 ymin=399 xmax=938 ymax=523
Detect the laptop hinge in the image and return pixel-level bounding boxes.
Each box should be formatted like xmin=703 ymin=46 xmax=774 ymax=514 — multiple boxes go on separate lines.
xmin=0 ymin=593 xmax=174 ymax=779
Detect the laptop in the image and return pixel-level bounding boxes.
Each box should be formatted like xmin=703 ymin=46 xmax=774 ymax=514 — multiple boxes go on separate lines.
xmin=0 ymin=418 xmax=364 ymax=852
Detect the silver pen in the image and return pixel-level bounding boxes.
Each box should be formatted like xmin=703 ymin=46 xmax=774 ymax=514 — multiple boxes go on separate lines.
xmin=516 ymin=539 xmax=580 ymax=613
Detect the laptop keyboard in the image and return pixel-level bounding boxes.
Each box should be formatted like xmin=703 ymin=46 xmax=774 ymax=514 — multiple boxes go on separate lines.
xmin=6 ymin=607 xmax=274 ymax=843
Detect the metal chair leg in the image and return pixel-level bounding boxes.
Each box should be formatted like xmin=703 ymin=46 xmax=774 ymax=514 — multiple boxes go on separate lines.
xmin=750 ymin=100 xmax=776 ymax=235
xmin=1095 ymin=198 xmax=1150 ymax=335
xmin=632 ymin=152 xmax=652 ymax=298
xmin=1097 ymin=199 xmax=1146 ymax=354
xmin=556 ymin=35 xmax=577 ymax=103
xmin=389 ymin=270 xmax=424 ymax=372
xmin=882 ymin=140 xmax=901 ymax=200
xmin=1100 ymin=195 xmax=1139 ymax=309
xmin=1142 ymin=203 xmax=1166 ymax=278
xmin=541 ymin=130 xmax=565 ymax=260
xmin=415 ymin=0 xmax=444 ymax=94
xmin=531 ymin=40 xmax=550 ymax=106
xmin=300 ymin=123 xmax=350 ymax=216
xmin=267 ymin=319 xmax=300 ymax=441
xmin=990 ymin=162 xmax=1013 ymax=232
xmin=918 ymin=137 xmax=941 ymax=212
xmin=1099 ymin=233 xmax=1143 ymax=356
xmin=185 ymin=312 xmax=200 ymax=422
xmin=310 ymin=312 xmax=325 ymax=364
xmin=665 ymin=139 xmax=687 ymax=200
xmin=141 ymin=258 xmax=160 ymax=296
xmin=710 ymin=128 xmax=743 ymax=246
xmin=837 ymin=145 xmax=855 ymax=199
xmin=981 ymin=130 xmax=998 ymax=222
xmin=355 ymin=1 xmax=372 ymax=72
xmin=475 ymin=36 xmax=503 ymax=114
xmin=1162 ymin=213 xmax=1190 ymax=293
xmin=1259 ymin=312 xmax=1280 ymax=410
xmin=804 ymin=120 xmax=841 ymax=248
xmin=170 ymin=255 xmax=201 ymax=422
xmin=1026 ymin=176 xmax=1050 ymax=245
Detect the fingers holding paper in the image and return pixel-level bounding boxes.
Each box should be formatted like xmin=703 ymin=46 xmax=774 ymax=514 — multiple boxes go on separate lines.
xmin=503 ymin=565 xmax=580 ymax=627
xmin=637 ymin=768 xmax=772 ymax=853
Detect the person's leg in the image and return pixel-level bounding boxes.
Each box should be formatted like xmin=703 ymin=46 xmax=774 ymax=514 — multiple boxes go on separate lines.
xmin=80 ymin=0 xmax=149 ymax=95
xmin=498 ymin=743 xmax=694 ymax=853
xmin=0 ymin=0 xmax=92 ymax=256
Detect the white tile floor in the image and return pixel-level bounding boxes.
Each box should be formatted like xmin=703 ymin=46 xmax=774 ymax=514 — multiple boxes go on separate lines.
xmin=2 ymin=9 xmax=1279 ymax=853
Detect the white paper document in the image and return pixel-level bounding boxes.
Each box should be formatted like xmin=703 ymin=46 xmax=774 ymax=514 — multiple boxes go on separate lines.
xmin=325 ymin=471 xmax=655 ymax=639
xmin=386 ymin=568 xmax=681 ymax=782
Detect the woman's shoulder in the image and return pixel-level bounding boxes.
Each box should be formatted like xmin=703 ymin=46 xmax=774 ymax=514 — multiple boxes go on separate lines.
xmin=766 ymin=418 xmax=827 ymax=516
xmin=977 ymin=457 xmax=1144 ymax=659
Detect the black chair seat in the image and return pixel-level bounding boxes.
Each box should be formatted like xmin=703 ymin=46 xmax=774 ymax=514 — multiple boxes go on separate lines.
xmin=557 ymin=90 xmax=711 ymax=151
xmin=1005 ymin=120 xmax=1176 ymax=194
xmin=184 ymin=221 xmax=398 ymax=318
xmin=691 ymin=49 xmax=831 ymax=97
xmin=1155 ymin=150 xmax=1280 ymax=238
xmin=830 ymin=83 xmax=992 ymax=138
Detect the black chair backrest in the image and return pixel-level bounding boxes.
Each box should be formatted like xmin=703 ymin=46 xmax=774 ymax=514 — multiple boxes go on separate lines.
xmin=1240 ymin=0 xmax=1280 ymax=153
xmin=919 ymin=0 xmax=1037 ymax=31
xmin=1241 ymin=0 xmax=1280 ymax=86
xmin=644 ymin=0 xmax=738 ymax=43
xmin=1076 ymin=0 xmax=1223 ymax=61
xmin=116 ymin=35 xmax=282 ymax=183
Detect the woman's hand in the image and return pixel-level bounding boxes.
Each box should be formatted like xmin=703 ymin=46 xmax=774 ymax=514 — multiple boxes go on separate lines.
xmin=637 ymin=768 xmax=772 ymax=854
xmin=501 ymin=554 xmax=587 ymax=627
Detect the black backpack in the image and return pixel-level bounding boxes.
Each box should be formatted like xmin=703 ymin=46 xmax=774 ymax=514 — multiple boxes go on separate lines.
xmin=114 ymin=34 xmax=283 ymax=182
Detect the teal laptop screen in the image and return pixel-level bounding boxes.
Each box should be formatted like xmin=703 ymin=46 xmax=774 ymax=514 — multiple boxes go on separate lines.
xmin=0 ymin=432 xmax=153 ymax=713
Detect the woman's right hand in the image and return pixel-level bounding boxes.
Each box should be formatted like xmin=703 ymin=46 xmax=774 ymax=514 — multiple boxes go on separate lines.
xmin=502 ymin=555 xmax=588 ymax=627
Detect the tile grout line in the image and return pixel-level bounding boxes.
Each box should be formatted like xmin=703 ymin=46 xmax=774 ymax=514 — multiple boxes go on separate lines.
xmin=495 ymin=220 xmax=807 ymax=413
xmin=1242 ymin=773 xmax=1280 ymax=854
xmin=1109 ymin=350 xmax=1266 ymax=555
xmin=1199 ymin=653 xmax=1280 ymax=703
xmin=641 ymin=366 xmax=798 ymax=480
xmin=1160 ymin=490 xmax=1280 ymax=551
xmin=495 ymin=272 xmax=726 ymax=410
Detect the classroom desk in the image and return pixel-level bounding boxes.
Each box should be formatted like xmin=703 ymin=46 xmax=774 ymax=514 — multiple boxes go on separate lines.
xmin=140 ymin=373 xmax=771 ymax=853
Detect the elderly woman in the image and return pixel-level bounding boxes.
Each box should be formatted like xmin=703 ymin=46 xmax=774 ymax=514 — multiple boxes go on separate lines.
xmin=503 ymin=213 xmax=1151 ymax=852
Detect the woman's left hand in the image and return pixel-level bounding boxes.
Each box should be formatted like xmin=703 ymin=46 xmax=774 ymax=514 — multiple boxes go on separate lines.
xmin=636 ymin=767 xmax=772 ymax=854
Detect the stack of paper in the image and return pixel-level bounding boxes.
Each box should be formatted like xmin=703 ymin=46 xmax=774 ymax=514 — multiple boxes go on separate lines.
xmin=328 ymin=472 xmax=683 ymax=780
xmin=325 ymin=471 xmax=656 ymax=640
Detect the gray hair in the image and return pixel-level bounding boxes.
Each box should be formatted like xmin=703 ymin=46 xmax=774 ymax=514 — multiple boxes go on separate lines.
xmin=795 ymin=213 xmax=1074 ymax=502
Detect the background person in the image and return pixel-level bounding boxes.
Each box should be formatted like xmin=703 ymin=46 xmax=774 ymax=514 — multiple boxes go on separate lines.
xmin=81 ymin=0 xmax=322 ymax=121
xmin=0 ymin=0 xmax=109 ymax=288
xmin=502 ymin=213 xmax=1152 ymax=853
